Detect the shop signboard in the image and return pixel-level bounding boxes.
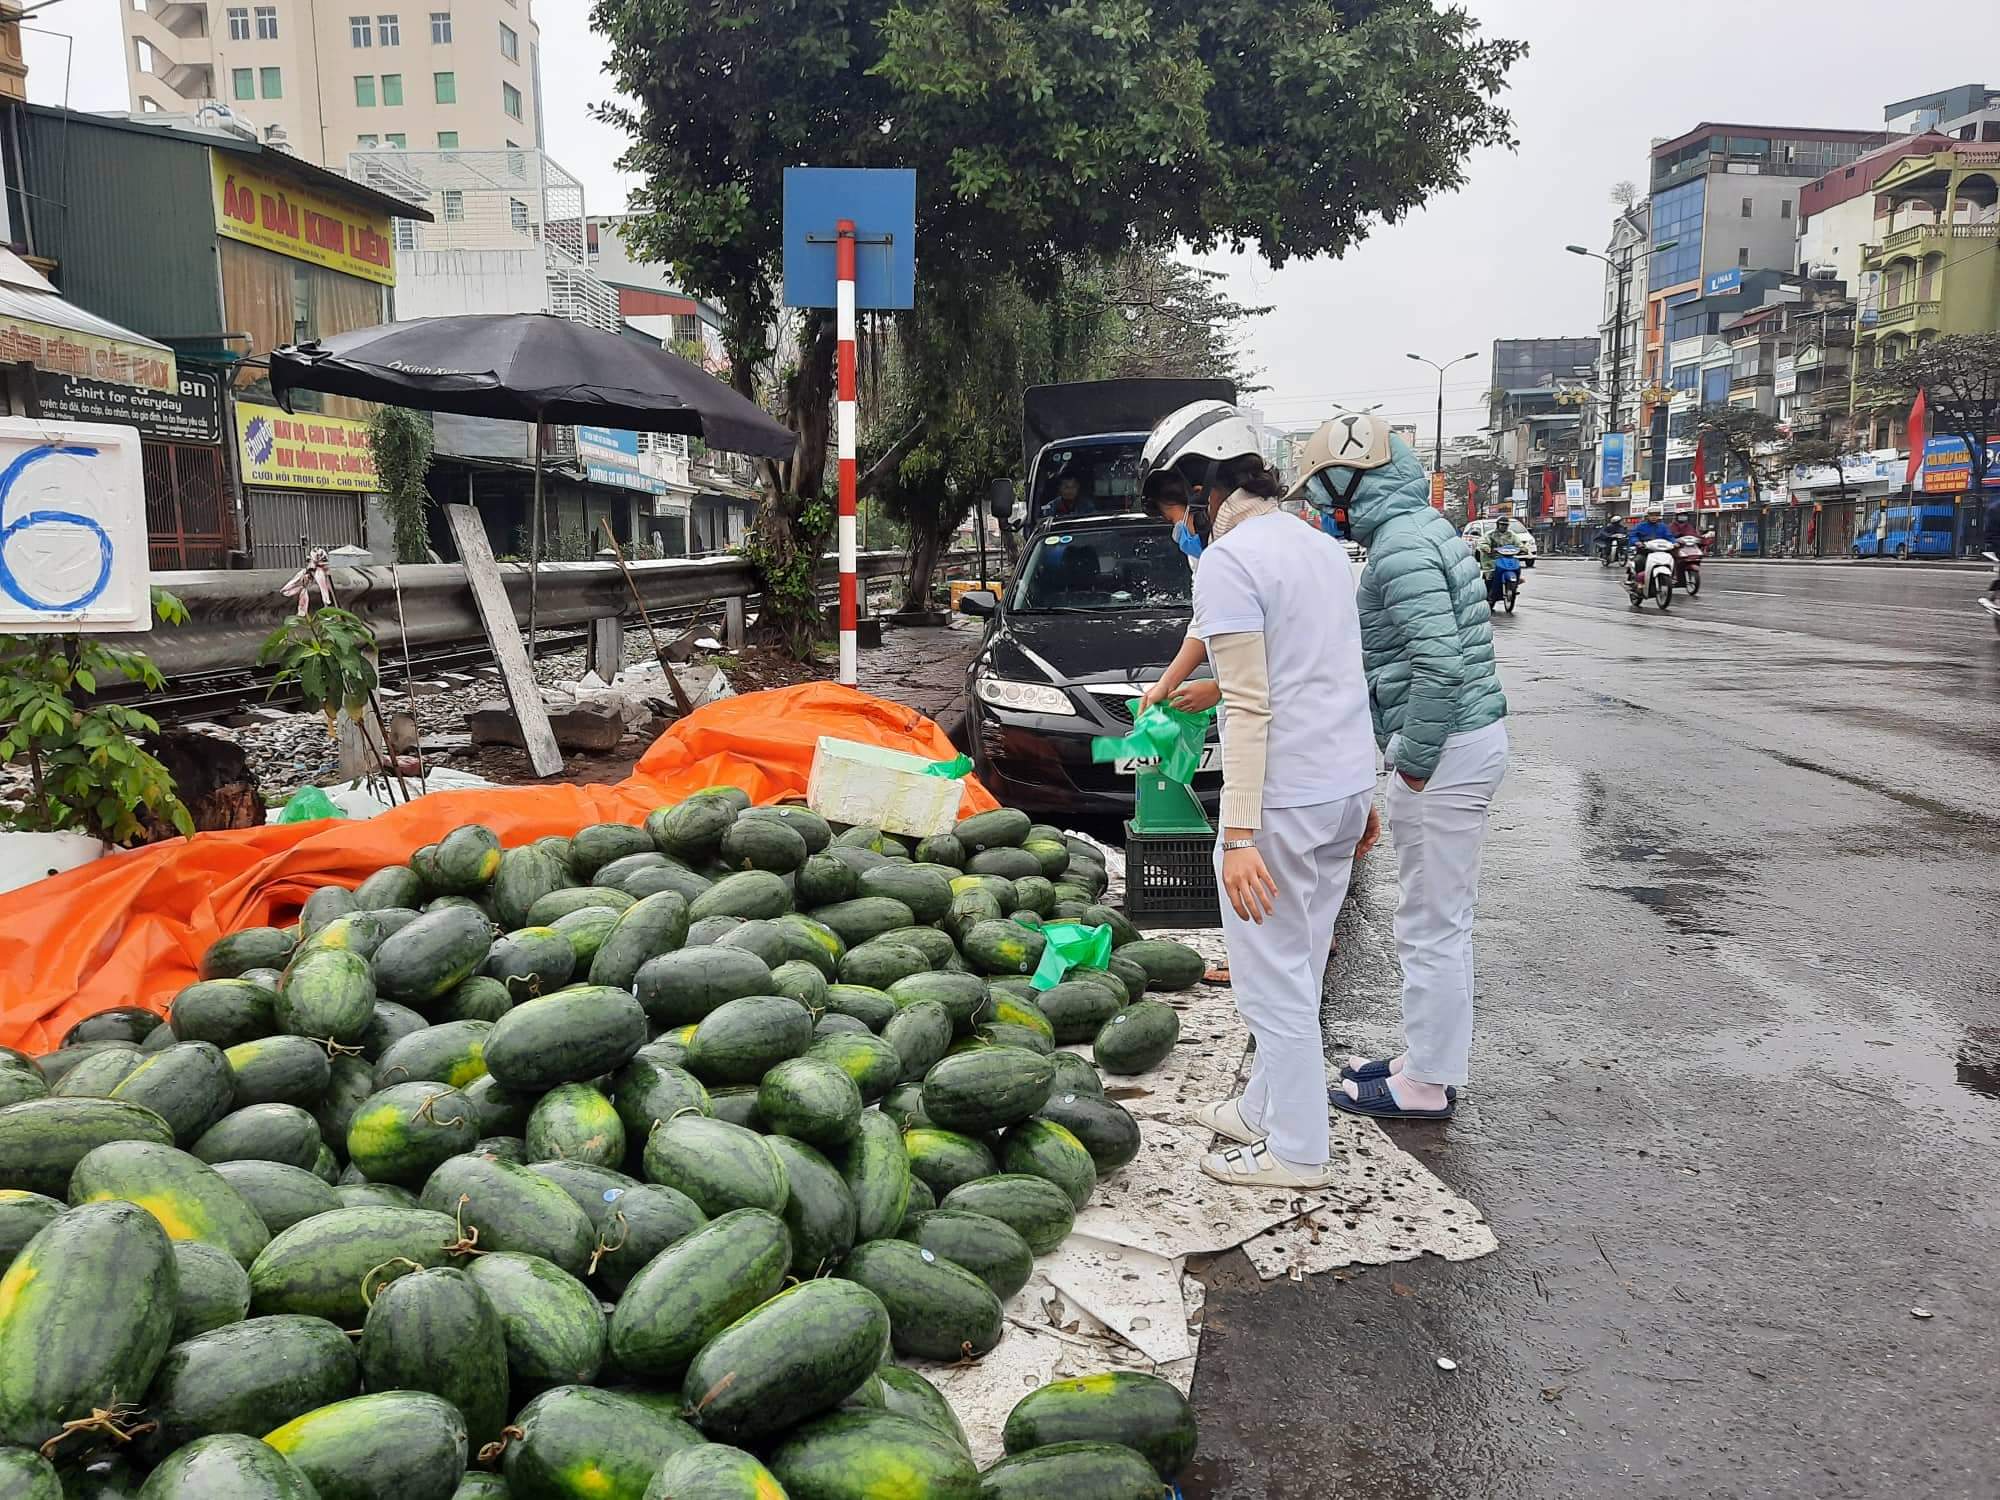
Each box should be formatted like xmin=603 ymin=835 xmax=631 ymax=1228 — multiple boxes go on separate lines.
xmin=577 ymin=425 xmax=668 ymax=496
xmin=211 ymin=154 xmax=397 ymax=286
xmin=1773 ymin=356 xmax=1796 ymax=398
xmin=1922 ymin=433 xmax=2000 ymax=493
xmin=1600 ymin=432 xmax=1625 ymax=490
xmin=34 ymin=369 xmax=222 ymax=445
xmin=1703 ymin=268 xmax=1743 ymax=296
xmin=1717 ymin=479 xmax=1750 ymax=509
xmin=0 ymin=314 xmax=174 ymax=393
xmin=236 ymin=400 xmax=378 ymax=492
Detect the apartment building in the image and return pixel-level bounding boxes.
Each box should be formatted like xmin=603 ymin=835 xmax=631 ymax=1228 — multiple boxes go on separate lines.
xmin=120 ymin=0 xmax=541 ymax=168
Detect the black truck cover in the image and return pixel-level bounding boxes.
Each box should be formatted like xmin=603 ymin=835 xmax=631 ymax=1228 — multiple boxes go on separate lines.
xmin=1020 ymin=378 xmax=1238 ymax=482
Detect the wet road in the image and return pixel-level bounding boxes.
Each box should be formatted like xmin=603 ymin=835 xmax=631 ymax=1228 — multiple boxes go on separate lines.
xmin=1182 ymin=559 xmax=2000 ymax=1499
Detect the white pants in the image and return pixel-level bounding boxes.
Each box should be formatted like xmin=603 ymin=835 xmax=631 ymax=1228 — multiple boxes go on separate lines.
xmin=1386 ymin=720 xmax=1509 ymax=1087
xmin=1215 ymin=791 xmax=1374 ymax=1167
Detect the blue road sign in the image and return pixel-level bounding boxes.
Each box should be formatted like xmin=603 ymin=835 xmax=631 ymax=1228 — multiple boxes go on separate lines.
xmin=782 ymin=168 xmax=917 ymax=310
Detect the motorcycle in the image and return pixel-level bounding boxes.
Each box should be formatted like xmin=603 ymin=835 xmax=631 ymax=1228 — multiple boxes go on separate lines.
xmin=1673 ymin=535 xmax=1705 ymax=597
xmin=1491 ymin=544 xmax=1524 ymax=614
xmin=1598 ymin=534 xmax=1626 ymax=569
xmin=1980 ymin=550 xmax=2000 ymax=638
xmin=1626 ymin=537 xmax=1677 ymax=611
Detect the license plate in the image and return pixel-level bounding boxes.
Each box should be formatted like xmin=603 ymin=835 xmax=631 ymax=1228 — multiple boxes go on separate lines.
xmin=1115 ymin=746 xmax=1221 ymax=775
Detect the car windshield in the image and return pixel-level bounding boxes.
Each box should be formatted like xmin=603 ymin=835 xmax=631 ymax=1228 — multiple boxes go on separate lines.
xmin=1010 ymin=528 xmax=1192 ymax=613
xmin=1033 ymin=442 xmax=1145 ymax=525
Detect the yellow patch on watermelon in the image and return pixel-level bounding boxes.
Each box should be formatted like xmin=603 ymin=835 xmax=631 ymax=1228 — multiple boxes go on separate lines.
xmin=82 ymin=1190 xmax=202 ymax=1243
xmin=0 ymin=1189 xmax=39 ymax=1201
xmin=752 ymin=1472 xmax=787 ymax=1500
xmin=856 ymin=1456 xmax=931 ymax=1499
xmin=445 ymin=1055 xmax=487 ymax=1089
xmin=1068 ymin=1371 xmax=1124 ymax=1394
xmin=0 ymin=1258 xmax=38 ymax=1320
xmin=563 ymin=1460 xmax=616 ymax=1497
xmin=345 ymin=1104 xmax=405 ymax=1161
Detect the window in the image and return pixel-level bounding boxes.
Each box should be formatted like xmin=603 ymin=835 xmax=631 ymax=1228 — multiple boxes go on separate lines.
xmin=433 ymin=70 xmax=455 ymax=102
xmin=395 ymin=220 xmax=419 ymax=252
xmin=232 ymin=66 xmax=255 ymax=99
xmin=260 ymin=65 xmax=282 ymax=96
xmin=385 ymin=132 xmax=405 ymax=147
xmin=356 ymin=133 xmax=378 ymax=147
xmin=442 ymin=189 xmax=464 ymax=223
xmin=436 ymin=129 xmax=458 ymax=148
xmin=131 ymin=0 xmax=146 ymax=10
xmin=429 ymin=10 xmax=450 ymax=41
xmin=502 ymin=80 xmax=521 ymax=119
xmin=1780 ymin=198 xmax=1792 ymax=220
xmin=350 ymin=15 xmax=371 ymax=46
xmin=1648 ymin=178 xmax=1706 ymax=291
xmin=1671 ymin=364 xmax=1698 ymax=393
xmin=139 ymin=95 xmax=161 ymax=111
xmin=509 ymin=197 xmax=528 ymax=232
xmin=1666 ymin=456 xmax=1694 ymax=488
xmin=1738 ymin=246 xmax=1750 ymax=268
xmin=378 ymin=12 xmax=399 ymax=43
xmin=1741 ymin=196 xmax=1753 ymax=218
xmin=499 ymin=21 xmax=517 ymax=59
xmin=254 ymin=4 xmax=277 ymax=38
xmin=1010 ymin=526 xmax=1192 ymax=612
xmin=381 ymin=72 xmax=401 ymax=105
xmin=354 ymin=75 xmax=375 ymax=106
xmin=226 ymin=6 xmax=249 ymax=39
xmin=1702 ymin=367 xmax=1730 ymax=406
xmin=134 ymin=37 xmax=155 ymax=72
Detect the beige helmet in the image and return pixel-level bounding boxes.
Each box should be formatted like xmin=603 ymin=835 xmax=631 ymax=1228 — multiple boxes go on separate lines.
xmin=1285 ymin=410 xmax=1396 ymax=510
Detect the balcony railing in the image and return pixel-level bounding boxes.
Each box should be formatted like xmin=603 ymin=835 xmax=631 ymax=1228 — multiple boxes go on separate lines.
xmin=1873 ymin=299 xmax=1942 ymax=329
xmin=1878 ymin=221 xmax=2000 ymax=255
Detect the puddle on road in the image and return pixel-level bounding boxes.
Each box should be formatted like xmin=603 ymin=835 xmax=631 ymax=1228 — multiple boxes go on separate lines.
xmin=1955 ymin=1027 xmax=2000 ymax=1101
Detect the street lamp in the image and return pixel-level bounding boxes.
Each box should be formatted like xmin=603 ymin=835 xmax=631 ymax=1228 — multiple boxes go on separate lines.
xmin=1406 ymin=350 xmax=1481 ymax=473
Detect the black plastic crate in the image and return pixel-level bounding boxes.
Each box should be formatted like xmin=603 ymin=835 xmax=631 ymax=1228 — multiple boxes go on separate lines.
xmin=1122 ymin=822 xmax=1222 ymax=929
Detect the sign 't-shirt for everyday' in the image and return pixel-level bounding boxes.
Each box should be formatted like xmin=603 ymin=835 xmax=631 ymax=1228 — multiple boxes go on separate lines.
xmin=1189 ymin=511 xmax=1377 ymax=811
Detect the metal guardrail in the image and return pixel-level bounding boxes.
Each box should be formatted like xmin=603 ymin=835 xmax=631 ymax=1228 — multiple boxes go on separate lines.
xmin=109 ymin=550 xmax=936 ymax=680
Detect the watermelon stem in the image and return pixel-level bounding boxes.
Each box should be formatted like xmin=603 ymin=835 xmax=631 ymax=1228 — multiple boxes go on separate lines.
xmin=411 ymin=1091 xmax=469 ymax=1131
xmin=359 ymin=1255 xmax=426 ymax=1308
xmin=37 ymin=1406 xmax=156 ymax=1461
xmin=586 ymin=1209 xmax=630 ymax=1277
xmin=443 ymin=1192 xmax=486 ymax=1256
xmin=476 ymin=1423 xmax=525 ymax=1466
xmin=690 ymin=1371 xmax=737 ymax=1415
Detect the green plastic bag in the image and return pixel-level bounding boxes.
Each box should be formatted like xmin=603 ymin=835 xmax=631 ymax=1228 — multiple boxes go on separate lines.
xmin=276 ymin=786 xmax=345 ymax=823
xmin=1089 ymin=701 xmax=1215 ymax=786
xmin=1028 ymin=919 xmax=1113 ymax=991
xmin=922 ymin=754 xmax=974 ymax=779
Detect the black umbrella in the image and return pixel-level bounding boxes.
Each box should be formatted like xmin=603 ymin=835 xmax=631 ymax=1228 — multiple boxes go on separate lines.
xmin=270 ymin=314 xmax=793 ymax=655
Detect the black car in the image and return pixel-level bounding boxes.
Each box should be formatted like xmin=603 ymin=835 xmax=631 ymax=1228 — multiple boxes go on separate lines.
xmin=958 ymin=513 xmax=1221 ymax=820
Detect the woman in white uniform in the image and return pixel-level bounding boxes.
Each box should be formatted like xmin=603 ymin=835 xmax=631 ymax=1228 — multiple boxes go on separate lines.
xmin=1141 ymin=405 xmax=1381 ymax=1190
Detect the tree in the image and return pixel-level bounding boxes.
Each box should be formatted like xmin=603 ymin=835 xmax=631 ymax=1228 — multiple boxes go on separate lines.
xmin=1875 ymin=332 xmax=2000 ymax=493
xmin=368 ymin=406 xmax=435 ymax=564
xmin=1694 ymin=404 xmax=1787 ymax=504
xmin=1782 ymin=434 xmax=1861 ymax=510
xmin=592 ymin=0 xmax=1525 ymax=653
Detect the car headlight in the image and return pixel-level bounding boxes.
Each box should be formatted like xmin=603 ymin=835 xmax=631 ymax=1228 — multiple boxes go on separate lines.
xmin=975 ymin=676 xmax=1076 ymax=716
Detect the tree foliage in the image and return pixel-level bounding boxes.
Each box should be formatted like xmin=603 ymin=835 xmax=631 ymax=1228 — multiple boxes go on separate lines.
xmin=368 ymin=406 xmax=436 ymax=565
xmin=1694 ymin=404 xmax=1787 ymax=502
xmin=1875 ymin=332 xmax=2000 ymax=489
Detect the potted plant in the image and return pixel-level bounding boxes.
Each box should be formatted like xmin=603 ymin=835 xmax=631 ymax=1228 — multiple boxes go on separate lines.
xmin=0 ymin=590 xmax=194 ymax=892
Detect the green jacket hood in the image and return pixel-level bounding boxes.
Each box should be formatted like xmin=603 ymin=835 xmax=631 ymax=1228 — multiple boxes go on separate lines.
xmin=1347 ymin=435 xmax=1435 ymax=546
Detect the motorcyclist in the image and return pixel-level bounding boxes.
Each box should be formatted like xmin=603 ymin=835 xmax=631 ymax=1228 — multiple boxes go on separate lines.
xmin=1626 ymin=504 xmax=1674 ymax=578
xmin=1477 ymin=522 xmax=1510 ymax=604
xmin=1594 ymin=520 xmax=1624 ymax=564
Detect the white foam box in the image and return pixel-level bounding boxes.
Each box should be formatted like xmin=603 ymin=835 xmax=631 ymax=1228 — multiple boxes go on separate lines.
xmin=805 ymin=736 xmax=962 ymax=839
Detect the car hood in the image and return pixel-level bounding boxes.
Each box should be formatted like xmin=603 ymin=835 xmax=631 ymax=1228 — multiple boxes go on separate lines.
xmin=987 ymin=609 xmax=1191 ymax=685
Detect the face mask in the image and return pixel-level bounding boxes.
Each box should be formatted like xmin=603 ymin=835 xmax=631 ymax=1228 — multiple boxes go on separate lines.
xmin=1173 ymin=518 xmax=1203 ymax=559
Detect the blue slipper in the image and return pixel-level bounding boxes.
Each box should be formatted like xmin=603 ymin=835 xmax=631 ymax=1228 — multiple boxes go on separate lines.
xmin=1341 ymin=1057 xmax=1394 ymax=1082
xmin=1329 ymin=1075 xmax=1456 ymax=1121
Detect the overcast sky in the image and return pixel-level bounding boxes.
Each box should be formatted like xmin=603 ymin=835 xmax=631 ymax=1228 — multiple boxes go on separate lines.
xmin=28 ymin=0 xmax=2000 ymax=445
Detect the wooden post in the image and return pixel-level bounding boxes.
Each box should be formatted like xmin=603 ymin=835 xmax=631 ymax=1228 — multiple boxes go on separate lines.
xmin=723 ymin=595 xmax=746 ymax=652
xmin=445 ymin=502 xmax=563 ymax=777
xmin=586 ymin=615 xmax=622 ymax=681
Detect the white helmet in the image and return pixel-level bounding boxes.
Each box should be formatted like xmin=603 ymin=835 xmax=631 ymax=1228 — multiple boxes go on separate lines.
xmin=1140 ymin=400 xmax=1262 ymax=487
xmin=1285 ymin=409 xmax=1396 ymax=510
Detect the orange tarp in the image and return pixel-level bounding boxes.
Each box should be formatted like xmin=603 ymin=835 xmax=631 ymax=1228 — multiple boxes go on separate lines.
xmin=0 ymin=684 xmax=993 ymax=1055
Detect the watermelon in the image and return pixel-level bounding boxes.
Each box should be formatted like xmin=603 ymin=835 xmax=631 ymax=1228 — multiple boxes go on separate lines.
xmin=0 ymin=1097 xmax=176 ymax=1198
xmin=141 ymin=1313 xmax=360 ymax=1462
xmin=571 ymin=821 xmax=656 ymax=877
xmin=770 ymin=958 xmax=832 ymax=1011
xmin=587 ymin=891 xmax=692 ymax=991
xmin=739 ymin=803 xmax=833 ymax=852
xmin=720 ymin=816 xmax=809 ymax=874
xmin=0 ymin=1191 xmax=63 ymax=1275
xmin=882 ymin=998 xmax=953 ymax=1084
xmin=1001 ymin=1371 xmax=1197 ymax=1479
xmin=1045 ymin=1051 xmax=1103 ymax=1098
xmin=940 ymin=1175 xmax=1075 ymax=1255
xmin=642 ymin=1445 xmax=787 ymax=1500
xmin=967 ymin=847 xmax=1043 ymax=881
xmin=200 ymin=927 xmax=297 ymax=980
xmin=211 ymin=1160 xmax=341 ymax=1235
xmin=954 ymin=809 xmax=1031 ymax=851
xmin=1093 ymin=1001 xmax=1181 ymax=1075
xmin=768 ymin=1411 xmax=980 ymax=1500
xmin=757 ymin=1056 xmax=863 ymax=1148
xmin=808 ymin=897 xmax=915 ymax=948
xmin=418 ymin=1152 xmax=596 ymax=1276
xmin=482 ymin=926 xmax=576 ymax=1001
xmin=524 ymin=1083 xmax=625 ymax=1169
xmin=903 ymin=1128 xmax=999 ymax=1199
xmin=167 ymin=979 xmax=277 ymax=1049
xmin=877 ymin=1365 xmax=967 ymax=1451
xmin=247 ymin=1207 xmax=462 ymax=1324
xmin=1001 ymin=1119 xmax=1097 ymax=1210
xmin=501 ymin=1385 xmax=701 ymax=1500
xmin=137 ymin=1434 xmax=319 ymax=1498
xmin=61 ymin=1008 xmax=162 ymax=1048
xmin=358 ymin=1266 xmax=509 ymax=1447
xmin=462 ymin=1075 xmax=536 ymax=1139
xmin=921 ymin=1050 xmax=1053 ymax=1134
xmin=48 ymin=1046 xmax=142 ymax=1099
xmin=272 ymin=949 xmax=377 ymax=1048
xmin=806 ymin=1032 xmax=903 ymax=1102
xmin=978 ymin=1441 xmax=1164 ymax=1499
xmin=68 ymin=1139 xmax=270 ymax=1267
xmin=464 ymin=1251 xmax=605 ymax=1386
xmin=163 ymin=1238 xmax=247 ymax=1340
xmin=841 ymin=1238 xmax=1002 ymax=1361
xmin=839 ymin=941 xmax=930 ymax=992
xmin=683 ymin=1278 xmax=890 ymax=1442
xmin=764 ymin=1135 xmax=857 ymax=1277
xmin=437 ymin=976 xmax=514 ymax=1025
xmin=1033 ymin=981 xmax=1122 ymax=1045
xmin=836 ymin=1108 xmax=911 ymax=1243
xmin=705 ymin=1085 xmax=765 ymax=1132
xmin=642 ymin=1115 xmax=787 ymax=1217
xmin=899 ymin=1208 xmax=1035 ymax=1300
xmin=607 ymin=1207 xmax=790 ymax=1380
xmin=264 ymin=1390 xmax=467 ymax=1500
xmin=686 ymin=995 xmax=814 ymax=1085
xmin=580 ymin=1181 xmax=707 ymax=1297
xmin=547 ymin=905 xmax=624 ymax=968
xmin=912 ymin=833 xmax=966 ymax=869
xmin=223 ymin=1036 xmax=331 ymax=1110
xmin=650 ymin=796 xmax=738 ymax=861
xmin=345 ymin=1082 xmax=480 ymax=1187
xmin=484 ymin=986 xmax=646 ymax=1091
xmin=489 ymin=845 xmax=571 ymax=932
xmin=820 ymin=983 xmax=897 ymax=1032
xmin=609 ymin=1055 xmax=712 ymax=1140
xmin=353 ymin=865 xmax=426 ymax=911
xmin=795 ymin=852 xmax=859 ymax=908
xmin=889 ymin=972 xmax=989 ymax=1035
xmin=877 ymin=1082 xmax=929 ymax=1131
xmin=690 ymin=870 xmax=794 ymax=923
xmin=373 ymin=906 xmax=500 ymax=1008
xmin=1110 ymin=939 xmax=1204 ymax=991
xmin=1035 ymin=1091 xmax=1142 ymax=1174
xmin=373 ymin=1020 xmax=492 ymax=1093
xmin=433 ymin=824 xmax=504 ymax=892
xmin=859 ymin=863 xmax=955 ymax=924
xmin=633 ymin=946 xmax=773 ymax=1028
xmin=312 ymin=1055 xmax=379 ymax=1154
xmin=190 ymin=1103 xmax=323 ymax=1171
xmin=961 ymin=920 xmax=1046 ymax=979
xmin=108 ymin=1042 xmax=235 ymax=1145
xmin=356 ymin=1001 xmax=428 ymax=1064
xmin=0 ymin=1201 xmax=178 ymax=1451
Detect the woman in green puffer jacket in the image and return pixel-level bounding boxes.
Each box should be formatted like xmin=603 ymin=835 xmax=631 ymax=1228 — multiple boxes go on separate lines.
xmin=1292 ymin=423 xmax=1507 ymax=1123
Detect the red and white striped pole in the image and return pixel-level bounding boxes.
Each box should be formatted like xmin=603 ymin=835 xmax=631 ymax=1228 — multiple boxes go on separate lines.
xmin=835 ymin=218 xmax=859 ymax=687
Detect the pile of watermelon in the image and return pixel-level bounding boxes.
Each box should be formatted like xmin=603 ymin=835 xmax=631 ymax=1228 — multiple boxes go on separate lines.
xmin=0 ymin=791 xmax=1215 ymax=1499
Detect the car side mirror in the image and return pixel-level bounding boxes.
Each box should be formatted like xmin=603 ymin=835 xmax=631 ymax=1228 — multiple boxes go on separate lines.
xmin=957 ymin=590 xmax=998 ymax=619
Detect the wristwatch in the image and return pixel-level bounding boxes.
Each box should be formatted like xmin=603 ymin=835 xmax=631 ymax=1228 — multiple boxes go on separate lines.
xmin=1221 ymin=839 xmax=1256 ymax=852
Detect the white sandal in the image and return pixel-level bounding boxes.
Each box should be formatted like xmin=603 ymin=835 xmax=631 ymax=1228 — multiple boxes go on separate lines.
xmin=1199 ymin=1141 xmax=1334 ymax=1190
xmin=1195 ymin=1097 xmax=1267 ymax=1146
